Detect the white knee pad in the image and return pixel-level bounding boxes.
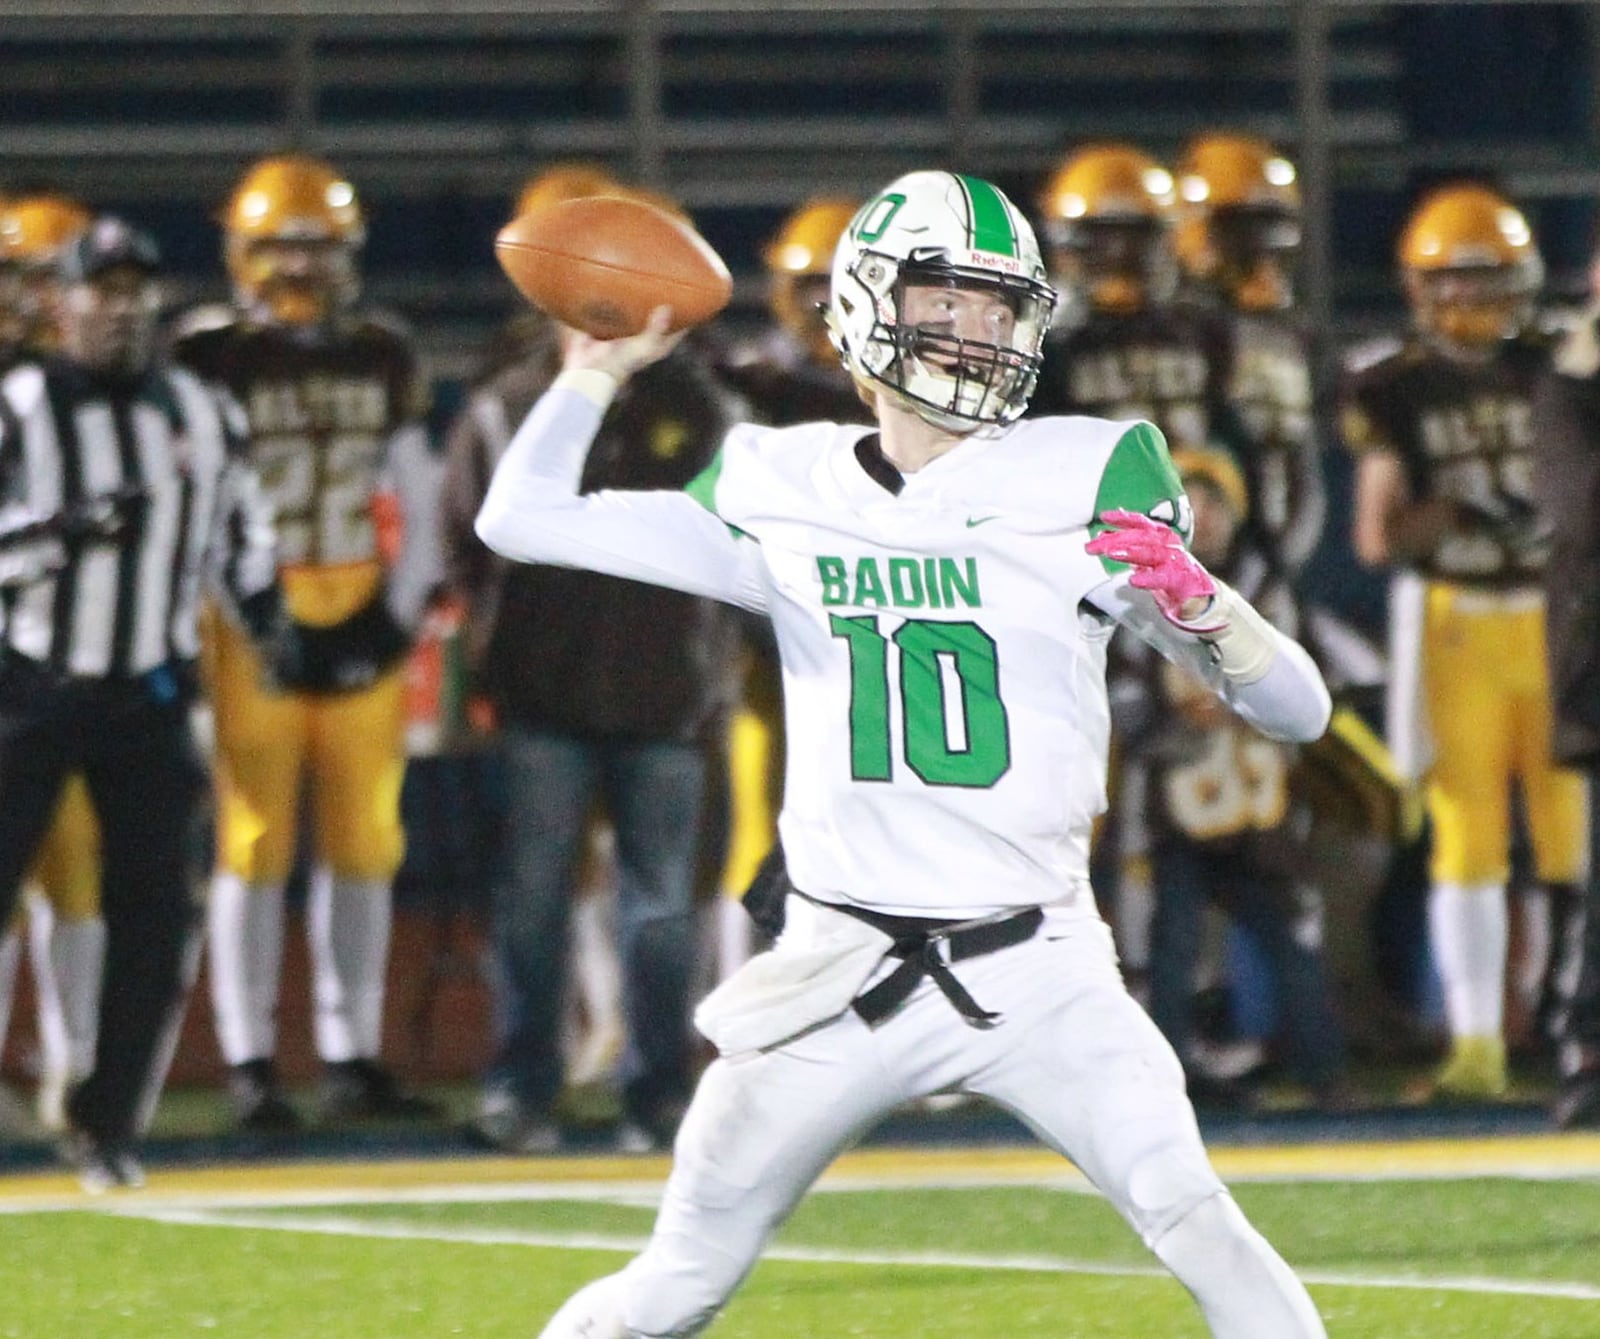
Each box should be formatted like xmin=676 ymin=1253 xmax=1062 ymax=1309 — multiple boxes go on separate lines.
xmin=1152 ymin=1191 xmax=1327 ymax=1338
xmin=1116 ymin=1138 xmax=1227 ymax=1247
xmin=535 ymin=1271 xmax=629 ymax=1339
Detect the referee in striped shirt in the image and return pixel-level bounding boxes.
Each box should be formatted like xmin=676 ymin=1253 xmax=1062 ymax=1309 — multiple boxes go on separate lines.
xmin=0 ymin=217 xmax=281 ymax=1189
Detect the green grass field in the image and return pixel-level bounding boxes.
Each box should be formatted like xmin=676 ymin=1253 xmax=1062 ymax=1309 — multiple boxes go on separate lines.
xmin=4 ymin=1140 xmax=1599 ymax=1338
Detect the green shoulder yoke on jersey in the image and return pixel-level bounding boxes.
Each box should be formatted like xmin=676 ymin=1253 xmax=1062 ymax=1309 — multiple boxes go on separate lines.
xmin=684 ymin=448 xmax=750 ymax=540
xmin=1088 ymin=421 xmax=1188 ymax=575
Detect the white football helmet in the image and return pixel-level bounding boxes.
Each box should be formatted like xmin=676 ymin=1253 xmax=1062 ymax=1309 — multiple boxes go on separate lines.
xmin=828 ymin=171 xmax=1056 ymax=432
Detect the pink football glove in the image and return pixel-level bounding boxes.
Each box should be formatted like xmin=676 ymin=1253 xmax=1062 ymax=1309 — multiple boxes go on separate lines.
xmin=1085 ymin=508 xmax=1219 ymax=627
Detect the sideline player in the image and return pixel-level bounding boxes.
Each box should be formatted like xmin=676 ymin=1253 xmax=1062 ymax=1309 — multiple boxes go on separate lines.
xmin=1172 ymin=131 xmax=1323 ymax=577
xmin=1030 ymin=141 xmax=1239 ymax=452
xmin=177 ymin=155 xmax=442 ymax=1129
xmin=479 ymin=170 xmax=1330 ymax=1339
xmin=1344 ymin=182 xmax=1586 ymax=1099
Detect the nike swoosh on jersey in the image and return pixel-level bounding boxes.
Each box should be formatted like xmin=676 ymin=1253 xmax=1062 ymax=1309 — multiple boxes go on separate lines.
xmin=965 ymin=515 xmax=1001 ymax=528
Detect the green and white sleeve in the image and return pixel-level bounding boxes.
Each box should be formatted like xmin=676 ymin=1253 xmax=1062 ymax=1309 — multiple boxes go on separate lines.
xmin=1081 ymin=420 xmax=1330 ymax=743
xmin=1086 ymin=421 xmax=1188 ymax=554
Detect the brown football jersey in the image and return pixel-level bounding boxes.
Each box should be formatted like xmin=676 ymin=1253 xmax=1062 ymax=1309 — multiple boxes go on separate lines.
xmin=1028 ymin=304 xmax=1238 ymax=456
xmin=175 ymin=313 xmax=421 ymax=574
xmin=1340 ymin=333 xmax=1551 ymax=586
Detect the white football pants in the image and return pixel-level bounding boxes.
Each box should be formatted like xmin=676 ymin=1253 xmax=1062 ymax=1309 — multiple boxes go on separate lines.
xmin=537 ymin=913 xmax=1325 ymax=1339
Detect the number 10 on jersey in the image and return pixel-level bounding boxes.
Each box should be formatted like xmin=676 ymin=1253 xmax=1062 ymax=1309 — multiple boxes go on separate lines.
xmin=830 ymin=614 xmax=1011 ymax=788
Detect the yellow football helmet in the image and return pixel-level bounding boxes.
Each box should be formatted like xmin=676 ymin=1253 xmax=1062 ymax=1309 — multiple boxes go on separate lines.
xmin=0 ymin=193 xmax=93 ymax=355
xmin=1171 ymin=445 xmax=1250 ymax=519
xmin=223 ymin=154 xmax=365 ymax=326
xmin=0 ymin=193 xmax=92 ymax=264
xmin=1037 ymin=143 xmax=1176 ymax=314
xmin=763 ymin=198 xmax=857 ymax=364
xmin=1399 ymin=183 xmax=1542 ymax=352
xmin=513 ymin=161 xmax=619 ymax=221
xmin=1174 ymin=132 xmax=1302 ymax=312
xmin=1171 ymin=445 xmax=1249 ymax=569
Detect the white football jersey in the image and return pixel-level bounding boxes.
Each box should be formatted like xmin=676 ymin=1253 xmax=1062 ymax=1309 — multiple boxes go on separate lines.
xmin=690 ymin=414 xmax=1186 ymax=917
xmin=475 ymin=380 xmax=1329 ymax=921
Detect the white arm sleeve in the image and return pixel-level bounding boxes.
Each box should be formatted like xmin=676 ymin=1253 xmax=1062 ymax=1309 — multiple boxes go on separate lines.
xmin=475 ymin=372 xmax=768 ymax=613
xmin=1087 ymin=574 xmax=1331 ymax=743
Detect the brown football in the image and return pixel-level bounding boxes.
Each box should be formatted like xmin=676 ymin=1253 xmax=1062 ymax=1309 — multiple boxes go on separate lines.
xmin=494 ymin=195 xmax=733 ymax=338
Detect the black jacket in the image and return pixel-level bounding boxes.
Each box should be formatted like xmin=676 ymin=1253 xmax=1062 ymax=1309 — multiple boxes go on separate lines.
xmin=442 ymin=322 xmax=740 ymax=741
xmin=1531 ymin=330 xmax=1600 ymax=767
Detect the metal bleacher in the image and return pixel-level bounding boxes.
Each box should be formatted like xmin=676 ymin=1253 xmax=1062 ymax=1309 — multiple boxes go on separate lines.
xmin=0 ymin=2 xmax=1595 ymax=377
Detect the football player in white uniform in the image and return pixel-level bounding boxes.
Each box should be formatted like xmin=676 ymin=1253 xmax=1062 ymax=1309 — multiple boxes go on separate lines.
xmin=477 ymin=171 xmax=1330 ymax=1339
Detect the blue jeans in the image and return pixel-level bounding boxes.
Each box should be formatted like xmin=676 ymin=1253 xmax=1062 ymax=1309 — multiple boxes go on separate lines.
xmin=486 ymin=725 xmax=704 ymax=1126
xmin=396 ymin=751 xmax=504 ymax=916
xmin=1149 ymin=835 xmax=1346 ymax=1089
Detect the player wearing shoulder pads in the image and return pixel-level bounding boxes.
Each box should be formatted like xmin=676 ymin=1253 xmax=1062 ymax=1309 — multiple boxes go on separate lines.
xmin=1030 ymin=143 xmax=1243 ymax=461
xmin=175 ymin=155 xmax=443 ymax=1130
xmin=1173 ymin=132 xmax=1324 ymax=575
xmin=1345 ymin=182 xmax=1585 ymax=1101
xmin=478 ymin=170 xmax=1328 ymax=1339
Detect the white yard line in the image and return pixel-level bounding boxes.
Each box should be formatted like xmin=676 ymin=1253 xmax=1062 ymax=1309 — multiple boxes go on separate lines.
xmin=122 ymin=1206 xmax=1600 ymax=1303
xmin=0 ymin=1180 xmax=669 ymax=1216
xmin=3 ymin=1159 xmax=1597 ymax=1217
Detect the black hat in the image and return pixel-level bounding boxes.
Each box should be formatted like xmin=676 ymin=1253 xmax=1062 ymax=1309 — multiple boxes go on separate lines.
xmin=58 ymin=216 xmax=161 ymax=283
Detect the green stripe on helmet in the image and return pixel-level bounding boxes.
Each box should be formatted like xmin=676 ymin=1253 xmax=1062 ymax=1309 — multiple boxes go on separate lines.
xmin=958 ymin=175 xmax=1018 ymax=258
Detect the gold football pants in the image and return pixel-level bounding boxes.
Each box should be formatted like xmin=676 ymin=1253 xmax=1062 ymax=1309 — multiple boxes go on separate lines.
xmin=1421 ymin=584 xmax=1586 ymax=886
xmin=208 ymin=615 xmax=407 ymax=883
xmin=7 ymin=776 xmax=102 ymax=933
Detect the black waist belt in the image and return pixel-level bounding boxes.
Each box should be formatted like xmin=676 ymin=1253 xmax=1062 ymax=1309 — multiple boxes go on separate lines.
xmin=831 ymin=903 xmax=1045 ymax=1030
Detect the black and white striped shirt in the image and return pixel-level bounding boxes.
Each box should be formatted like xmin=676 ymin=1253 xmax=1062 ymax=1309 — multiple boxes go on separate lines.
xmin=0 ymin=357 xmax=278 ymax=677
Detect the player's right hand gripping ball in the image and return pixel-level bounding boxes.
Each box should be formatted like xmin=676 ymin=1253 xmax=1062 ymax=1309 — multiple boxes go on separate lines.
xmin=494 ymin=195 xmax=733 ymax=339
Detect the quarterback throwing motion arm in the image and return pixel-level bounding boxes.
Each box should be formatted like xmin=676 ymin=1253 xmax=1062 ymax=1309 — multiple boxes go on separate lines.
xmin=477 ymin=371 xmax=1326 ymax=744
xmin=477 ymin=367 xmax=767 ymax=612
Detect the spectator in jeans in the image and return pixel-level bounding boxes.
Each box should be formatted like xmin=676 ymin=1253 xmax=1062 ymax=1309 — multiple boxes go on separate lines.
xmin=442 ymin=298 xmax=738 ymax=1153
